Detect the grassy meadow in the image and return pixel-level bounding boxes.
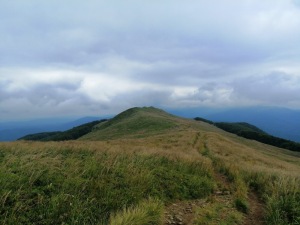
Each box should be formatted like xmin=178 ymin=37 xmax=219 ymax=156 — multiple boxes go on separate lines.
xmin=1 ymin=107 xmax=300 ymax=224
xmin=0 ymin=135 xmax=215 ymax=225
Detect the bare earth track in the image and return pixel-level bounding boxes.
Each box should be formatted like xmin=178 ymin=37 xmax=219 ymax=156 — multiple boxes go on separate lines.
xmin=243 ymin=192 xmax=265 ymax=225
xmin=164 ymin=199 xmax=206 ymax=225
xmin=163 ymin=179 xmax=265 ymax=225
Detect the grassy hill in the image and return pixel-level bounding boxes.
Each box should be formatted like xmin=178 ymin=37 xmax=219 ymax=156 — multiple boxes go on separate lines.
xmin=80 ymin=107 xmax=182 ymax=140
xmin=1 ymin=107 xmax=299 ymax=225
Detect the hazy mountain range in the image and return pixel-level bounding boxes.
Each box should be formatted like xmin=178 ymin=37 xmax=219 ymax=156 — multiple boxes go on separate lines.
xmin=1 ymin=106 xmax=299 ymax=142
xmin=0 ymin=117 xmax=101 ymax=141
xmin=171 ymin=106 xmax=300 ymax=142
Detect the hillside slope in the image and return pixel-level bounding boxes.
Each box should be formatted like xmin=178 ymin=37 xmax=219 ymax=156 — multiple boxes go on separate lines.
xmin=80 ymin=107 xmax=184 ymax=140
xmin=2 ymin=107 xmax=299 ymax=224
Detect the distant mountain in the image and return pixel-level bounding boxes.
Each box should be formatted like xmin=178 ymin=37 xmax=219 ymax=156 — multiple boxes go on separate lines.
xmin=214 ymin=122 xmax=267 ymax=135
xmin=16 ymin=106 xmax=300 ymax=152
xmin=58 ymin=117 xmax=103 ymax=129
xmin=194 ymin=117 xmax=300 ymax=152
xmin=19 ymin=120 xmax=106 ymax=141
xmin=18 ymin=107 xmax=182 ymax=141
xmin=170 ymin=107 xmax=300 ymax=142
xmin=0 ymin=116 xmax=102 ymax=141
xmin=207 ymin=107 xmax=300 ymax=142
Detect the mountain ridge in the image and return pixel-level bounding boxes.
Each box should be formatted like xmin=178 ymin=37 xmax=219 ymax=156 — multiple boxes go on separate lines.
xmin=18 ymin=106 xmax=300 ymax=152
xmin=3 ymin=106 xmax=300 ymax=224
xmin=80 ymin=106 xmax=182 ymax=140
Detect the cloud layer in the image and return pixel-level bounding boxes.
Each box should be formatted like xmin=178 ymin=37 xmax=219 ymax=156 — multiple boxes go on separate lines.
xmin=1 ymin=0 xmax=300 ymax=120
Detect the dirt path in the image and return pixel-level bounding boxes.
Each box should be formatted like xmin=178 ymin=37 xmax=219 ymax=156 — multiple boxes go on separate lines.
xmin=200 ymin=133 xmax=266 ymax=225
xmin=163 ymin=199 xmax=206 ymax=225
xmin=163 ymin=132 xmax=266 ymax=225
xmin=243 ymin=191 xmax=265 ymax=225
xmin=163 ymin=183 xmax=265 ymax=225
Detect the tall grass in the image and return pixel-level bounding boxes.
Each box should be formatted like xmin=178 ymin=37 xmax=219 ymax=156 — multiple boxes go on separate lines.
xmin=214 ymin=156 xmax=300 ymax=224
xmin=199 ymin=144 xmax=249 ymax=214
xmin=244 ymin=171 xmax=300 ymax=225
xmin=0 ymin=142 xmax=214 ymax=224
xmin=109 ymin=198 xmax=164 ymax=225
xmin=194 ymin=199 xmax=243 ymax=225
xmin=1 ymin=119 xmax=300 ymax=224
xmin=203 ymin=131 xmax=300 ymax=225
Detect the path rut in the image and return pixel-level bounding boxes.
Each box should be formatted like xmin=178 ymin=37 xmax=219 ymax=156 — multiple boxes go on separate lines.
xmin=163 ymin=132 xmax=266 ymax=225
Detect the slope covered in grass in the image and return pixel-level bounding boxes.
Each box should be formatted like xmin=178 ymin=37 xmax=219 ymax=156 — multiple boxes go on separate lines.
xmin=80 ymin=107 xmax=181 ymax=140
xmin=0 ymin=138 xmax=214 ymax=225
xmin=1 ymin=107 xmax=300 ymax=224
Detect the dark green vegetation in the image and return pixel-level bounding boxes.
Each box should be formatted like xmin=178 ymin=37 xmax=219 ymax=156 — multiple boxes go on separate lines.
xmin=215 ymin=122 xmax=300 ymax=152
xmin=194 ymin=117 xmax=214 ymax=125
xmin=19 ymin=120 xmax=107 ymax=141
xmin=1 ymin=107 xmax=300 ymax=224
xmin=18 ymin=131 xmax=62 ymax=141
xmin=195 ymin=117 xmax=300 ymax=152
xmin=215 ymin=122 xmax=266 ymax=134
xmin=109 ymin=198 xmax=164 ymax=225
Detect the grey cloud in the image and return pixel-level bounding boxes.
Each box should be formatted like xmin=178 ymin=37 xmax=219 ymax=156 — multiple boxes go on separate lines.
xmin=231 ymin=72 xmax=300 ymax=105
xmin=1 ymin=0 xmax=300 ymax=120
xmin=0 ymin=80 xmax=109 ymax=120
xmin=110 ymin=89 xmax=173 ymax=110
xmin=190 ymin=83 xmax=233 ymax=105
xmin=2 ymin=0 xmax=299 ymax=68
xmin=1 ymin=81 xmax=78 ymax=105
xmin=129 ymin=61 xmax=225 ymax=86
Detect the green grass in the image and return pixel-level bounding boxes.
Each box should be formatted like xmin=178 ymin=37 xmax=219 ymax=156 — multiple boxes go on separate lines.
xmin=245 ymin=172 xmax=300 ymax=225
xmin=199 ymin=145 xmax=250 ymax=215
xmin=201 ymin=130 xmax=300 ymax=225
xmin=214 ymin=156 xmax=300 ymax=224
xmin=0 ymin=143 xmax=214 ymax=224
xmin=80 ymin=107 xmax=180 ymax=140
xmin=234 ymin=198 xmax=249 ymax=214
xmin=194 ymin=199 xmax=243 ymax=225
xmin=1 ymin=107 xmax=300 ymax=224
xmin=109 ymin=198 xmax=164 ymax=225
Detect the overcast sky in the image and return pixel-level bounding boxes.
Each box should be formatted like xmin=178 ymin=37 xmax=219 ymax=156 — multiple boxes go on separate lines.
xmin=1 ymin=0 xmax=300 ymax=121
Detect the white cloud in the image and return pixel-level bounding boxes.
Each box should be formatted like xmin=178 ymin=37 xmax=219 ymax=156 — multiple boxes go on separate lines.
xmin=1 ymin=0 xmax=300 ymax=120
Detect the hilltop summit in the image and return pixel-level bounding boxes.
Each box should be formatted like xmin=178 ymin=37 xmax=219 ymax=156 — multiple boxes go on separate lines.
xmin=80 ymin=106 xmax=182 ymax=140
